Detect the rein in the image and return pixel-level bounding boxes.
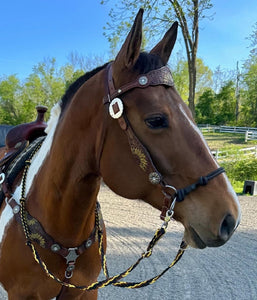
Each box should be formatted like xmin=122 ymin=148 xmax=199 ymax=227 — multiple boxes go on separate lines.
xmin=2 ymin=140 xmax=187 ymax=291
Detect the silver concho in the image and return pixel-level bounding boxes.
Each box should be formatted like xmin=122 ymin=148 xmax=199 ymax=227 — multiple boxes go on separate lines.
xmin=149 ymin=172 xmax=161 ymax=185
xmin=85 ymin=239 xmax=92 ymax=248
xmin=13 ymin=205 xmax=20 ymax=214
xmin=109 ymin=98 xmax=124 ymax=119
xmin=138 ymin=76 xmax=148 ymax=86
xmin=51 ymin=243 xmax=61 ymax=253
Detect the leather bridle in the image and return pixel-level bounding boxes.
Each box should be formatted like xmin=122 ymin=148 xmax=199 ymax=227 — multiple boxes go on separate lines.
xmin=103 ymin=63 xmax=225 ymax=222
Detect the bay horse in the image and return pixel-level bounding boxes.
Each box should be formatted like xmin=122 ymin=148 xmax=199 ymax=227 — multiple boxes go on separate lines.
xmin=0 ymin=9 xmax=240 ymax=300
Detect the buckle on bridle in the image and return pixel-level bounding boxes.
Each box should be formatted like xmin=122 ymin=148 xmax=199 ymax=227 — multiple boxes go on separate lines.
xmin=161 ymin=184 xmax=177 ymax=227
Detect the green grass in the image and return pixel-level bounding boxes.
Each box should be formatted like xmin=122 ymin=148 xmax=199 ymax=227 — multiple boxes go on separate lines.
xmin=202 ymin=132 xmax=257 ymax=194
xmin=202 ymin=132 xmax=256 ymax=150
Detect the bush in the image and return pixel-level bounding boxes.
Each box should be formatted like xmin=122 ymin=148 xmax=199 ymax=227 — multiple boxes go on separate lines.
xmin=221 ymin=157 xmax=257 ymax=193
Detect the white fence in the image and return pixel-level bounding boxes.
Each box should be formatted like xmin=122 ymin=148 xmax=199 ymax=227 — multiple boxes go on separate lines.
xmin=198 ymin=125 xmax=257 ymax=142
xmin=219 ymin=126 xmax=257 ymax=134
xmin=212 ymin=146 xmax=257 ymax=162
xmin=245 ymin=131 xmax=257 ymax=142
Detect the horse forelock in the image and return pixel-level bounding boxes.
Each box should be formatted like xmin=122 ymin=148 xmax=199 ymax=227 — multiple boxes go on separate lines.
xmin=133 ymin=52 xmax=165 ymax=74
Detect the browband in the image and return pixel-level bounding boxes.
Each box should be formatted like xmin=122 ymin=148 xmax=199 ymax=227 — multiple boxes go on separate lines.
xmin=103 ymin=63 xmax=174 ymax=104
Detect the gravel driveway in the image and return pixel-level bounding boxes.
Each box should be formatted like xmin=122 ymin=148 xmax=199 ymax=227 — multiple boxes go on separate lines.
xmin=1 ymin=185 xmax=257 ymax=299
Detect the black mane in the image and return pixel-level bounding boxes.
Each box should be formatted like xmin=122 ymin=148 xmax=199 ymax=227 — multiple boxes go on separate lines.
xmin=60 ymin=53 xmax=164 ymax=113
xmin=60 ymin=62 xmax=108 ymax=113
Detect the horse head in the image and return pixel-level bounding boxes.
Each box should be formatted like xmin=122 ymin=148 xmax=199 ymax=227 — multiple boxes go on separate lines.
xmin=100 ymin=9 xmax=241 ymax=249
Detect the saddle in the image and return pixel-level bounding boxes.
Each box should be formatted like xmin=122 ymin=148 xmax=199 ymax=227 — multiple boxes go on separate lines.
xmin=0 ymin=106 xmax=48 ymax=206
xmin=0 ymin=105 xmax=48 ymax=170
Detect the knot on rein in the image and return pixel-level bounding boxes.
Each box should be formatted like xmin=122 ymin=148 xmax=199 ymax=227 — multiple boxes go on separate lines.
xmin=174 ymin=167 xmax=225 ymax=203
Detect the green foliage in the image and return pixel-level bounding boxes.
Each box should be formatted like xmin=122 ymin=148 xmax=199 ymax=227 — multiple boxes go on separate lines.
xmin=203 ymin=132 xmax=257 ymax=194
xmin=172 ymin=57 xmax=213 ymax=102
xmin=0 ymin=55 xmax=106 ymax=125
xmin=221 ymin=157 xmax=257 ymax=193
xmin=0 ymin=75 xmax=22 ymax=125
xmin=239 ymin=55 xmax=257 ymax=127
xmin=195 ymin=81 xmax=236 ymax=125
xmin=195 ymin=88 xmax=215 ymax=123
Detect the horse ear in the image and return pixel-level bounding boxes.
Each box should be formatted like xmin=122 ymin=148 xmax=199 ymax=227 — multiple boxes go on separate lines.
xmin=113 ymin=8 xmax=143 ymax=71
xmin=150 ymin=21 xmax=178 ymax=65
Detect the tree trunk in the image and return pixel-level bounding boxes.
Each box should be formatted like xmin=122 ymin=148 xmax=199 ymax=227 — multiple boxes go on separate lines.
xmin=171 ymin=0 xmax=199 ymax=118
xmin=188 ymin=60 xmax=196 ymax=116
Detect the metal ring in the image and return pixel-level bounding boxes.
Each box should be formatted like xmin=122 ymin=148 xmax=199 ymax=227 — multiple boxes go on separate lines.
xmin=65 ymin=270 xmax=73 ymax=279
xmin=5 ymin=196 xmax=14 ymax=206
xmin=0 ymin=173 xmax=5 ymax=184
xmin=164 ymin=184 xmax=177 ymax=194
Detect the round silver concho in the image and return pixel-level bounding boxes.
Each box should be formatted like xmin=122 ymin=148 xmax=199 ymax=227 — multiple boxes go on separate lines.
xmin=109 ymin=98 xmax=124 ymax=119
xmin=149 ymin=172 xmax=161 ymax=185
xmin=13 ymin=205 xmax=20 ymax=214
xmin=85 ymin=239 xmax=92 ymax=248
xmin=51 ymin=243 xmax=61 ymax=253
xmin=138 ymin=76 xmax=148 ymax=86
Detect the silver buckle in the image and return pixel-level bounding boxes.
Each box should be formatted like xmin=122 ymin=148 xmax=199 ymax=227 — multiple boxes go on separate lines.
xmin=162 ymin=185 xmax=177 ymax=228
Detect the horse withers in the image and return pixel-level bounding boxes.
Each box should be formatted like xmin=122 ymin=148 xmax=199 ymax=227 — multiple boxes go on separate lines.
xmin=0 ymin=9 xmax=240 ymax=300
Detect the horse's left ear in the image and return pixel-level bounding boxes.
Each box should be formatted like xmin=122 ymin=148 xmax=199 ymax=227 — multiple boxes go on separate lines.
xmin=113 ymin=8 xmax=143 ymax=72
xmin=150 ymin=21 xmax=178 ymax=64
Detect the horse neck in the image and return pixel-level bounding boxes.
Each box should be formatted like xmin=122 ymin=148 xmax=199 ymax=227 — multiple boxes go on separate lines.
xmin=27 ymin=71 xmax=106 ymax=247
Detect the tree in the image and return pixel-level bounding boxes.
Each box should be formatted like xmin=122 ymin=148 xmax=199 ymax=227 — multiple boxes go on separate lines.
xmin=195 ymin=88 xmax=215 ymax=124
xmin=171 ymin=57 xmax=212 ymax=102
xmin=101 ymin=0 xmax=213 ymax=116
xmin=195 ymin=81 xmax=236 ymax=125
xmin=0 ymin=75 xmax=22 ymax=125
xmin=240 ymin=56 xmax=257 ymax=127
xmin=215 ymin=81 xmax=236 ymax=125
xmin=238 ymin=22 xmax=257 ymax=127
xmin=0 ymin=54 xmax=106 ymax=125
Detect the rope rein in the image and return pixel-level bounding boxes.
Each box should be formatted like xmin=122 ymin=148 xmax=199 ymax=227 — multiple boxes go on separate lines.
xmin=17 ymin=140 xmax=187 ymax=291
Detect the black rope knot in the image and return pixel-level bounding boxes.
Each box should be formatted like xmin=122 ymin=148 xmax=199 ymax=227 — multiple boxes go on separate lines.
xmin=198 ymin=176 xmax=208 ymax=186
xmin=176 ymin=189 xmax=185 ymax=202
xmin=172 ymin=167 xmax=225 ymax=204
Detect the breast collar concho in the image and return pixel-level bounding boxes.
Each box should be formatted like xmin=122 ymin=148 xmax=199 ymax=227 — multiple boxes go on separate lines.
xmin=103 ymin=63 xmax=225 ymax=224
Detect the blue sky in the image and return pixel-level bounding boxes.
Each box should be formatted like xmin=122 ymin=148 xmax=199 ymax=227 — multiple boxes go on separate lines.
xmin=0 ymin=0 xmax=256 ymax=79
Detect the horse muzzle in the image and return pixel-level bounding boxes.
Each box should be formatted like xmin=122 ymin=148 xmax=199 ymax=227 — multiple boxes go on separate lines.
xmin=184 ymin=213 xmax=238 ymax=249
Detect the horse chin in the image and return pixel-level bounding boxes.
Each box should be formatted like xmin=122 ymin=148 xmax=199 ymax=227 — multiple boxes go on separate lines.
xmin=184 ymin=226 xmax=231 ymax=249
xmin=184 ymin=226 xmax=207 ymax=249
xmin=183 ymin=227 xmax=207 ymax=249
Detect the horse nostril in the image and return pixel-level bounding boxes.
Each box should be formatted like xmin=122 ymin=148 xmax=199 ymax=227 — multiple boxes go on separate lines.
xmin=219 ymin=214 xmax=236 ymax=241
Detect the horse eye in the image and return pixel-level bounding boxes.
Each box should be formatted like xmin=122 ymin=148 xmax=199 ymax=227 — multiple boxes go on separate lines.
xmin=145 ymin=115 xmax=169 ymax=129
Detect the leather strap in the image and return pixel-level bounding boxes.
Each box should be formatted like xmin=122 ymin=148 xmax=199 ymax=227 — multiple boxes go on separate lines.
xmin=7 ymin=196 xmax=99 ymax=262
xmin=103 ymin=64 xmax=174 ymax=104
